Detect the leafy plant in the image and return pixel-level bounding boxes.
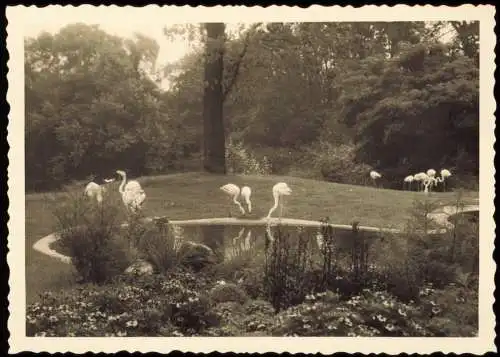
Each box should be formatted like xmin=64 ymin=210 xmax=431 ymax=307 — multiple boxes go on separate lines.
xmin=52 ymin=190 xmax=133 ymax=284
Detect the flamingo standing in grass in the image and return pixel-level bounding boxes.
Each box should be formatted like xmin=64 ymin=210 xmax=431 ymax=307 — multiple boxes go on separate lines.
xmin=116 ymin=170 xmax=146 ymax=213
xmin=220 ymin=183 xmax=246 ymax=217
xmin=403 ymin=175 xmax=414 ymax=191
xmin=426 ymin=169 xmax=438 ymax=192
xmin=413 ymin=172 xmax=429 ymax=192
xmin=370 ymin=170 xmax=382 ymax=187
xmin=241 ymin=186 xmax=252 ymax=214
xmin=266 ymin=182 xmax=292 ymax=219
xmin=438 ymin=169 xmax=452 ymax=191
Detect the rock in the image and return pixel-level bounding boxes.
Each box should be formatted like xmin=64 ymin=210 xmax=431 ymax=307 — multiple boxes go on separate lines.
xmin=177 ymin=241 xmax=217 ymax=271
xmin=125 ymin=259 xmax=154 ymax=276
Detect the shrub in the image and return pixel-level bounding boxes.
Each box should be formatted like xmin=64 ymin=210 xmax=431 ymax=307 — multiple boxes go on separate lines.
xmin=226 ymin=138 xmax=271 ymax=175
xmin=270 ymin=289 xmax=467 ymax=337
xmin=243 ymin=299 xmax=275 ymax=333
xmin=263 ymin=226 xmax=316 ymax=311
xmin=207 ymin=301 xmax=246 ymax=336
xmin=135 ymin=218 xmax=180 ymax=273
xmin=309 ymin=141 xmax=373 ymax=185
xmin=52 ymin=190 xmax=133 ymax=284
xmin=417 ymin=282 xmax=478 ymax=336
xmin=26 ymin=273 xmax=219 ymax=337
xmin=209 ymin=282 xmax=249 ymax=305
xmin=237 ymin=264 xmax=267 ymax=300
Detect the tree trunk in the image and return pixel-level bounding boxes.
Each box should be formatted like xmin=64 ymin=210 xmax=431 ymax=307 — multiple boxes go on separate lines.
xmin=203 ymin=23 xmax=226 ymax=174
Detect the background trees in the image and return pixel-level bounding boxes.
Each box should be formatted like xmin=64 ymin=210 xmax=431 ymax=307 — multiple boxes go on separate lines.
xmin=25 ymin=21 xmax=479 ymax=191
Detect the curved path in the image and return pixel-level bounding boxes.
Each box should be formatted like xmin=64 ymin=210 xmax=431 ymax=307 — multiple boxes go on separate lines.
xmin=32 ymin=204 xmax=479 ymax=264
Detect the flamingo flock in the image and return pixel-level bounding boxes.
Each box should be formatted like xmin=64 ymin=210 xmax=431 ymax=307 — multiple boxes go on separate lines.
xmin=403 ymin=168 xmax=452 ymax=193
xmin=77 ymin=164 xmax=461 ymax=258
xmin=83 ymin=165 xmax=453 ymax=219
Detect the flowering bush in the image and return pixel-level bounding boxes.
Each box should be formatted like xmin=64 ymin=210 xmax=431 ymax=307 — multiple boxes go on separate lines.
xmin=243 ymin=299 xmax=275 ymax=333
xmin=209 ymin=282 xmax=249 ymax=305
xmin=417 ymin=282 xmax=478 ymax=336
xmin=271 ymin=287 xmax=478 ymax=337
xmin=26 ymin=273 xmax=217 ymax=337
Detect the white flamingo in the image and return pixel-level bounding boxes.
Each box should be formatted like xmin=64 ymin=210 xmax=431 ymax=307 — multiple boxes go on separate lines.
xmin=84 ymin=182 xmax=105 ymax=203
xmin=426 ymin=169 xmax=438 ymax=192
xmin=413 ymin=172 xmax=429 ymax=192
xmin=220 ymin=183 xmax=245 ymax=216
xmin=369 ymin=170 xmax=382 ymax=187
xmin=241 ymin=186 xmax=252 ymax=213
xmin=438 ymin=169 xmax=452 ymax=192
xmin=423 ymin=179 xmax=432 ymax=195
xmin=266 ymin=182 xmax=292 ymax=219
xmin=116 ymin=170 xmax=146 ymax=213
xmin=403 ymin=175 xmax=414 ymax=191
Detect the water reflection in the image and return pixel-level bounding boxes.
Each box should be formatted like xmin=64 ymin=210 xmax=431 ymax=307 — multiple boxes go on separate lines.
xmin=169 ymin=222 xmax=387 ymax=267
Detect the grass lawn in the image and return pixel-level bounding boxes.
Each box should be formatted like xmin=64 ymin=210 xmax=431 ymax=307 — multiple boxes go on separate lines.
xmin=25 ymin=172 xmax=479 ymax=304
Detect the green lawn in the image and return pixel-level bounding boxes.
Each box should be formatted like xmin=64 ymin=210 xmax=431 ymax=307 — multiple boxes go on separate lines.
xmin=25 ymin=172 xmax=478 ymax=304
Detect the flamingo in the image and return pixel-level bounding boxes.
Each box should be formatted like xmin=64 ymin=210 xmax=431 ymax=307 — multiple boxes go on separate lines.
xmin=423 ymin=179 xmax=431 ymax=195
xmin=438 ymin=169 xmax=452 ymax=192
xmin=220 ymin=183 xmax=245 ymax=216
xmin=403 ymin=175 xmax=414 ymax=191
xmin=241 ymin=186 xmax=252 ymax=213
xmin=266 ymin=182 xmax=292 ymax=219
xmin=413 ymin=172 xmax=429 ymax=192
xmin=84 ymin=182 xmax=105 ymax=203
xmin=426 ymin=169 xmax=438 ymax=192
xmin=369 ymin=170 xmax=382 ymax=187
xmin=116 ymin=170 xmax=146 ymax=213
xmin=426 ymin=169 xmax=436 ymax=178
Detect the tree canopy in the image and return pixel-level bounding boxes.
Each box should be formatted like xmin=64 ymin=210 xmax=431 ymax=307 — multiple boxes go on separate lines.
xmin=25 ymin=21 xmax=479 ymax=191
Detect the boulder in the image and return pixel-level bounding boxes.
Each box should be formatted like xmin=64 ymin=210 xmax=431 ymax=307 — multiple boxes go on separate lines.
xmin=177 ymin=241 xmax=217 ymax=271
xmin=125 ymin=259 xmax=154 ymax=276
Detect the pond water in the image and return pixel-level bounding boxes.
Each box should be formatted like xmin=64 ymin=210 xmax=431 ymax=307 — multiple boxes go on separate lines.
xmin=448 ymin=210 xmax=479 ymax=224
xmin=170 ymin=222 xmax=387 ymax=264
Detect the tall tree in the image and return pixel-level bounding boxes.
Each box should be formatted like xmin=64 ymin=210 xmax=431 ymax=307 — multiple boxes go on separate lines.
xmin=202 ymin=23 xmax=226 ymax=174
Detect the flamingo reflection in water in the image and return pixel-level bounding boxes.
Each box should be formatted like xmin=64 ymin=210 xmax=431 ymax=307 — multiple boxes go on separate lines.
xmin=225 ymin=227 xmax=254 ymax=260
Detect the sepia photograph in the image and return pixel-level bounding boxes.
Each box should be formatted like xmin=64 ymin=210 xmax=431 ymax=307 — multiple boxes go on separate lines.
xmin=6 ymin=4 xmax=496 ymax=354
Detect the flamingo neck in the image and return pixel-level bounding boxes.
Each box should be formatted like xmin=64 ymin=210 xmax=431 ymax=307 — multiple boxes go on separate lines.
xmin=267 ymin=192 xmax=280 ymax=218
xmin=118 ymin=174 xmax=127 ymax=194
xmin=233 ymin=193 xmax=245 ymax=213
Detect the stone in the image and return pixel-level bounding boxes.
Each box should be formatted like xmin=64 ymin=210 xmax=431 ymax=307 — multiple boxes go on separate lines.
xmin=125 ymin=259 xmax=154 ymax=275
xmin=177 ymin=241 xmax=218 ymax=271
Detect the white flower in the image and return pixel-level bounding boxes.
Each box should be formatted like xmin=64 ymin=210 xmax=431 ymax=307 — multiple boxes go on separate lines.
xmin=431 ymin=306 xmax=441 ymax=314
xmin=385 ymin=323 xmax=396 ymax=331
xmin=375 ymin=314 xmax=387 ymax=322
xmin=344 ymin=317 xmax=353 ymax=327
xmin=126 ymin=320 xmax=138 ymax=328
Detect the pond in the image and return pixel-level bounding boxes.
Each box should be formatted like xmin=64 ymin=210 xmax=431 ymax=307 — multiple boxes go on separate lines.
xmin=448 ymin=210 xmax=479 ymax=224
xmin=168 ymin=221 xmax=389 ymax=265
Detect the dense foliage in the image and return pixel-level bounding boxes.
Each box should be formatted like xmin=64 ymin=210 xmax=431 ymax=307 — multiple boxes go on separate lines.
xmin=26 ymin=21 xmax=478 ymax=191
xmin=30 ymin=191 xmax=478 ymax=337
